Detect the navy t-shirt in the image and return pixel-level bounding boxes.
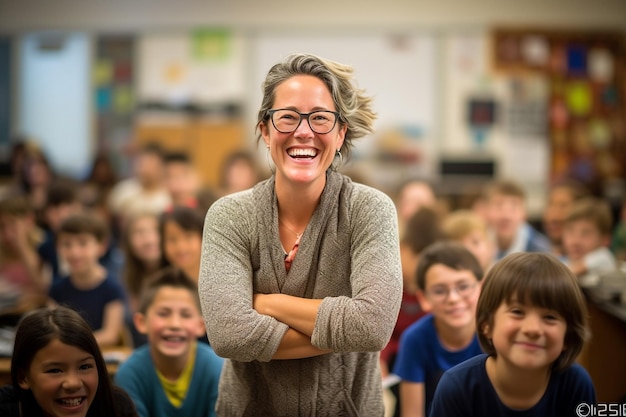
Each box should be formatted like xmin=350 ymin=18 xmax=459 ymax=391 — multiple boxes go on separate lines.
xmin=393 ymin=314 xmax=483 ymax=415
xmin=49 ymin=274 xmax=125 ymax=331
xmin=429 ymin=354 xmax=596 ymax=417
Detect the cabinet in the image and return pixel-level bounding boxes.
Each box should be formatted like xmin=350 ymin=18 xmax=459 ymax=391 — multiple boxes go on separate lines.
xmin=134 ymin=115 xmax=247 ymax=189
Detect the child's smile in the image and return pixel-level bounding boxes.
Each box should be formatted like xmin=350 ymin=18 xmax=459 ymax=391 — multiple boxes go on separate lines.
xmin=487 ymin=300 xmax=567 ymax=372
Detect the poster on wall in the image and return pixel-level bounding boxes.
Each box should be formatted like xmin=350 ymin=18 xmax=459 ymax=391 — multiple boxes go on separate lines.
xmin=137 ymin=29 xmax=246 ymax=108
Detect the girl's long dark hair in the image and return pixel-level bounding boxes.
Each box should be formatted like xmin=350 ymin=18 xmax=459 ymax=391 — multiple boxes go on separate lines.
xmin=11 ymin=306 xmax=124 ymax=417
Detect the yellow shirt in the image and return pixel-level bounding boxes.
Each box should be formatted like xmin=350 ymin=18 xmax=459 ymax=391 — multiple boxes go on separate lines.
xmin=156 ymin=342 xmax=197 ymax=407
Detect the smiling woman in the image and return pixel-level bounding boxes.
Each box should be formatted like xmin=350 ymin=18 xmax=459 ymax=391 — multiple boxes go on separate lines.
xmin=199 ymin=53 xmax=403 ymax=416
xmin=0 ymin=306 xmax=137 ymax=417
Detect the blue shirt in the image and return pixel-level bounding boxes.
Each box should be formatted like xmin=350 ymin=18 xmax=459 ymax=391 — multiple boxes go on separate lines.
xmin=429 ymin=354 xmax=596 ymax=417
xmin=48 ymin=273 xmax=125 ymax=330
xmin=393 ymin=314 xmax=483 ymax=415
xmin=115 ymin=343 xmax=224 ymax=417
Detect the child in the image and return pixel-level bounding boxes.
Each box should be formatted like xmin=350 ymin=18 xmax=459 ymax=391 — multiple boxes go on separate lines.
xmin=114 ymin=267 xmax=223 ymax=417
xmin=123 ymin=210 xmax=165 ymax=314
xmin=160 ymin=206 xmax=204 ymax=283
xmin=393 ymin=241 xmax=484 ymax=417
xmin=0 ymin=305 xmax=136 ymax=417
xmin=48 ymin=212 xmax=126 ymax=348
xmin=429 ymin=252 xmax=595 ymax=416
xmin=217 ymin=150 xmax=261 ymax=196
xmin=483 ymin=179 xmax=551 ymax=259
xmin=394 ymin=179 xmax=437 ymax=236
xmin=0 ymin=195 xmax=48 ymax=311
xmin=541 ymin=180 xmax=589 ymax=256
xmin=443 ymin=209 xmax=496 ymax=273
xmin=562 ymin=197 xmax=616 ymax=287
xmin=122 ymin=210 xmax=166 ymax=347
xmin=108 ymin=142 xmax=171 ymax=229
xmin=37 ymin=179 xmax=84 ymax=282
xmin=163 ymin=151 xmax=201 ymax=209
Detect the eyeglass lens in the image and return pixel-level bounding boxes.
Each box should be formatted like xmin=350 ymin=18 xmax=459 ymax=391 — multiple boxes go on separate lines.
xmin=271 ymin=109 xmax=337 ymax=134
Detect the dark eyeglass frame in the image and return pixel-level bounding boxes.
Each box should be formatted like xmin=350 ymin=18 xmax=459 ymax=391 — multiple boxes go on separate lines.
xmin=267 ymin=108 xmax=341 ymax=134
xmin=425 ymin=281 xmax=478 ymax=303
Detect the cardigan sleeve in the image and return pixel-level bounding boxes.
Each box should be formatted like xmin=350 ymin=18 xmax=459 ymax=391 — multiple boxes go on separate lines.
xmin=198 ymin=194 xmax=289 ymax=362
xmin=311 ymin=186 xmax=403 ymax=352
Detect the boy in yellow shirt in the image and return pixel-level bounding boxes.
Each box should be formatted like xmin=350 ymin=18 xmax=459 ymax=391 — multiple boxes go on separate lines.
xmin=115 ymin=267 xmax=223 ymax=417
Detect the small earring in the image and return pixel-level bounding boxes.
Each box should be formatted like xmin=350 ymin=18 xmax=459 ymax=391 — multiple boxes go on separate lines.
xmin=266 ymin=146 xmax=275 ymax=174
xmin=331 ymin=149 xmax=343 ymax=171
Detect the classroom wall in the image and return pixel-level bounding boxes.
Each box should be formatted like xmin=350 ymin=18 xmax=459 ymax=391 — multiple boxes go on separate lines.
xmin=1 ymin=0 xmax=624 ymax=209
xmin=1 ymin=0 xmax=625 ymax=31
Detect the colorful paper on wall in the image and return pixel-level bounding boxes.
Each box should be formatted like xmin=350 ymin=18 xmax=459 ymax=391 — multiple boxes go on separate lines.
xmin=565 ymin=81 xmax=592 ymax=117
xmin=113 ymin=86 xmax=133 ymax=114
xmin=94 ymin=60 xmax=113 ymax=86
xmin=191 ymin=28 xmax=231 ymax=61
xmin=96 ymin=87 xmax=112 ymax=111
xmin=566 ymin=45 xmax=587 ymax=76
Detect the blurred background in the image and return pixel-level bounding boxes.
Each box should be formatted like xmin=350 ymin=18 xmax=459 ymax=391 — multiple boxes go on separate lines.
xmin=0 ymin=0 xmax=625 ymax=220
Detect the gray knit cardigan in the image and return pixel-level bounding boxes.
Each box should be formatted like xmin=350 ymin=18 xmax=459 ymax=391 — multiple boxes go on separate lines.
xmin=199 ymin=170 xmax=403 ymax=417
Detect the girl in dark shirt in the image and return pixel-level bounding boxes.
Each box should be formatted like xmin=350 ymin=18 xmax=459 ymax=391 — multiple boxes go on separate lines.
xmin=0 ymin=306 xmax=137 ymax=417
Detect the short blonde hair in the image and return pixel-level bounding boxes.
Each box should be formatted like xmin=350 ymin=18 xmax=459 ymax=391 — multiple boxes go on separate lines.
xmin=442 ymin=209 xmax=488 ymax=241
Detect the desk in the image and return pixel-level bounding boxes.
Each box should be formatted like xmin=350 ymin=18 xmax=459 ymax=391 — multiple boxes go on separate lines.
xmin=578 ymin=291 xmax=626 ymax=402
xmin=0 ymin=347 xmax=132 ymax=386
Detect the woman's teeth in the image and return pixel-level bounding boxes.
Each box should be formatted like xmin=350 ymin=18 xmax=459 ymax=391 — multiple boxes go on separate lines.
xmin=288 ymin=149 xmax=317 ymax=158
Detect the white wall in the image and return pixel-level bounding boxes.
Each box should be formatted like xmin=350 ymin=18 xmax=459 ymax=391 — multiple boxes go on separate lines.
xmin=2 ymin=0 xmax=625 ymax=208
xmin=1 ymin=0 xmax=625 ymax=32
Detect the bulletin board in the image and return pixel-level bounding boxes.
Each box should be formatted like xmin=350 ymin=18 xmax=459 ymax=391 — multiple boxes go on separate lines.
xmin=137 ymin=30 xmax=246 ymax=105
xmin=491 ymin=28 xmax=625 ymax=194
xmin=93 ymin=35 xmax=135 ymax=174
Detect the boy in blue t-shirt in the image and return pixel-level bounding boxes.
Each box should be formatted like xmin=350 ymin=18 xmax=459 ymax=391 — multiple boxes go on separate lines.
xmin=393 ymin=241 xmax=484 ymax=417
xmin=115 ymin=267 xmax=223 ymax=417
xmin=48 ymin=211 xmax=126 ymax=348
xmin=428 ymin=252 xmax=595 ymax=417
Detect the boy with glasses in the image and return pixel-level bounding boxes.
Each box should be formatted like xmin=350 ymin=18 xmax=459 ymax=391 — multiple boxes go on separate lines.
xmin=392 ymin=241 xmax=484 ymax=417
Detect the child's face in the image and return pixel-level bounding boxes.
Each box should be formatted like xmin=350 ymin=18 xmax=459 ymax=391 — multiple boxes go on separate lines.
xmin=562 ymin=219 xmax=607 ymax=261
xmin=0 ymin=213 xmax=33 ymax=250
xmin=57 ymin=233 xmax=105 ymax=276
xmin=484 ymin=299 xmax=566 ymax=373
xmin=129 ymin=215 xmax=161 ymax=264
xmin=163 ymin=221 xmax=202 ymax=276
xmin=165 ymin=163 xmax=199 ymax=202
xmin=135 ymin=286 xmax=205 ymax=360
xmin=420 ymin=264 xmax=481 ymax=330
xmin=397 ymin=182 xmax=436 ymax=224
xmin=19 ymin=338 xmax=99 ymax=417
xmin=460 ymin=230 xmax=495 ymax=271
xmin=224 ymin=159 xmax=257 ymax=193
xmin=542 ymin=187 xmax=575 ymax=245
xmin=486 ymin=195 xmax=526 ymax=242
